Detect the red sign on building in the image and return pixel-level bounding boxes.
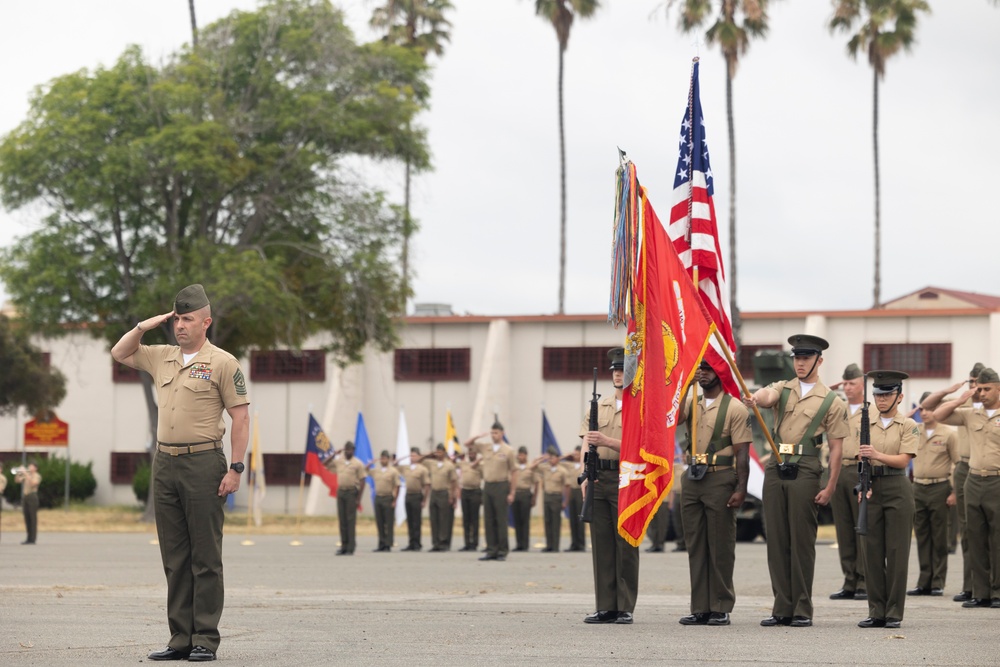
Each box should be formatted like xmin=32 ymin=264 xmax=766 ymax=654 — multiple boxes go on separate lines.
xmin=25 ymin=412 xmax=69 ymax=447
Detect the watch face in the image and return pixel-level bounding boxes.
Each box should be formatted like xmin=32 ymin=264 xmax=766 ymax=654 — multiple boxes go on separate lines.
xmin=231 ymin=462 xmax=245 ymax=473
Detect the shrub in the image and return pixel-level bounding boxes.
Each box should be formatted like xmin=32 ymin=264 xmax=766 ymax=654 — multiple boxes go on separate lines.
xmin=8 ymin=456 xmax=99 ymax=508
xmin=133 ymin=462 xmax=151 ymax=504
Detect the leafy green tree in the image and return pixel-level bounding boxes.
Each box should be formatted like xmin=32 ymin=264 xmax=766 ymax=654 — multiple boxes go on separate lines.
xmin=0 ymin=0 xmax=430 ymax=515
xmin=667 ymin=0 xmax=772 ymax=344
xmin=830 ymin=0 xmax=930 ymax=307
xmin=370 ymin=0 xmax=454 ymax=305
xmin=0 ymin=314 xmax=66 ymax=416
xmin=533 ymin=0 xmax=600 ymax=315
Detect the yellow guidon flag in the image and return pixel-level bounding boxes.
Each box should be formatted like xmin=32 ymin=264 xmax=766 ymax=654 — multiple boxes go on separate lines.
xmin=445 ymin=410 xmax=462 ymax=456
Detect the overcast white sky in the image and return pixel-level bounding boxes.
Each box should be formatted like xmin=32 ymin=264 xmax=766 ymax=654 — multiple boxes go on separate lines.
xmin=1 ymin=1 xmax=998 ymax=316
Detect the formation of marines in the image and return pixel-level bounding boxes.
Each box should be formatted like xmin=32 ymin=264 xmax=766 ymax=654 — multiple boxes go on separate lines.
xmin=321 ymin=338 xmax=1000 ymax=629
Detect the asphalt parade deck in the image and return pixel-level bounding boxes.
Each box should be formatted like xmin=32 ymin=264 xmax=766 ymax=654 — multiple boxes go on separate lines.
xmin=1 ymin=531 xmax=996 ymax=666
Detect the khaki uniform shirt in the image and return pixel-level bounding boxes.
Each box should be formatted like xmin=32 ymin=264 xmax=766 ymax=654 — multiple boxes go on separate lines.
xmin=459 ymin=460 xmax=483 ymax=490
xmin=767 ymin=379 xmax=849 ymax=444
xmin=562 ymin=460 xmax=583 ymax=487
xmin=842 ymin=404 xmax=864 ymax=460
xmin=328 ymin=457 xmax=366 ymax=491
xmin=397 ymin=463 xmax=431 ymax=493
xmin=472 ymin=442 xmax=516 ymax=483
xmin=132 ymin=341 xmax=249 ymax=443
xmin=869 ymin=413 xmax=919 ymax=462
xmin=370 ymin=465 xmax=400 ymax=496
xmin=19 ymin=471 xmax=41 ymax=494
xmin=954 ymin=397 xmax=978 ymax=460
xmin=425 ymin=458 xmax=458 ymax=491
xmin=683 ymin=394 xmax=752 ymax=460
xmin=913 ymin=423 xmax=958 ymax=479
xmin=515 ymin=463 xmax=536 ymax=491
xmin=539 ymin=463 xmax=571 ymax=494
xmin=578 ymin=395 xmax=622 ymax=460
xmin=941 ymin=406 xmax=999 ymax=471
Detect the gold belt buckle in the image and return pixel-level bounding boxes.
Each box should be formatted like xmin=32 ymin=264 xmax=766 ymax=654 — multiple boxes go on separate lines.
xmin=692 ymin=454 xmax=708 ymax=465
xmin=778 ymin=443 xmax=796 ymax=456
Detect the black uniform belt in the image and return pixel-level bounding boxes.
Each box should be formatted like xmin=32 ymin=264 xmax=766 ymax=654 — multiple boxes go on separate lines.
xmin=157 ymin=441 xmax=222 ymax=456
xmin=870 ymin=466 xmax=906 ymax=478
xmin=686 ymin=454 xmax=733 ymax=467
xmin=913 ymin=477 xmax=949 ymax=485
xmin=597 ymin=459 xmax=620 ymax=471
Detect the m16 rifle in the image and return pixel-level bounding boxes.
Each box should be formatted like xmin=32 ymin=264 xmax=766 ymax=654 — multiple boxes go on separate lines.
xmin=578 ymin=368 xmax=600 ymax=523
xmin=855 ymin=373 xmax=871 ymax=536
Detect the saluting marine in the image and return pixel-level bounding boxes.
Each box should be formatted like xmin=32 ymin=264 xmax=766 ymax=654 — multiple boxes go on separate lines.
xmin=857 ymin=371 xmax=917 ymax=629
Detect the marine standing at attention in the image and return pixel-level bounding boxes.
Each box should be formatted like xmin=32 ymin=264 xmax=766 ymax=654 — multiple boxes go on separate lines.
xmin=580 ymin=347 xmax=639 ymax=625
xmin=829 ymin=363 xmax=867 ymax=601
xmin=743 ymin=335 xmax=847 ymax=628
xmin=112 ymin=284 xmax=249 ymax=663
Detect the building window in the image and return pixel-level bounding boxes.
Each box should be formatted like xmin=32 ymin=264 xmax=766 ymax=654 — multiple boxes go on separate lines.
xmin=110 ymin=452 xmax=149 ymax=484
xmin=250 ymin=350 xmax=326 ymax=382
xmin=543 ymin=347 xmax=610 ymax=381
xmin=113 ymin=361 xmax=144 ymax=383
xmin=736 ymin=344 xmax=784 ymax=381
xmin=262 ymin=453 xmax=305 ymax=485
xmin=863 ymin=343 xmax=952 ymax=379
xmin=394 ymin=348 xmax=471 ymax=382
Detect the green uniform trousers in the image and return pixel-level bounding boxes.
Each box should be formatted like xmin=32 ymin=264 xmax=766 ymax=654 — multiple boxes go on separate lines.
xmin=460 ymin=488 xmax=482 ymax=549
xmin=512 ymin=488 xmax=532 ymax=550
xmin=913 ymin=481 xmax=951 ymax=590
xmin=374 ymin=494 xmax=394 ymax=550
xmin=336 ymin=487 xmax=358 ymax=554
xmin=863 ymin=474 xmax=914 ymax=621
xmin=954 ymin=461 xmax=973 ymax=592
xmin=543 ymin=492 xmax=562 ymax=551
xmin=404 ymin=492 xmax=423 ymax=549
xmin=153 ymin=449 xmax=227 ymax=653
xmin=566 ymin=487 xmax=586 ymax=550
xmin=590 ymin=468 xmax=639 ymax=613
xmin=22 ymin=492 xmax=39 ymax=544
xmin=831 ymin=463 xmax=866 ymax=592
xmin=647 ymin=498 xmax=670 ymax=550
xmin=964 ymin=474 xmax=1000 ymax=600
xmin=482 ymin=481 xmax=510 ymax=558
xmin=429 ymin=489 xmax=453 ymax=550
xmin=682 ymin=469 xmax=738 ymax=613
xmin=762 ymin=459 xmax=822 ymax=619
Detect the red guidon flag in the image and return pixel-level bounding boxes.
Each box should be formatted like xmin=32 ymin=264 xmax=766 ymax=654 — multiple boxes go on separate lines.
xmin=612 ymin=168 xmax=715 ymax=546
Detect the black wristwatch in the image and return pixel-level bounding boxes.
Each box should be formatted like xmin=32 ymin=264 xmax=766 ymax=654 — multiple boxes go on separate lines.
xmin=230 ymin=462 xmax=245 ymax=474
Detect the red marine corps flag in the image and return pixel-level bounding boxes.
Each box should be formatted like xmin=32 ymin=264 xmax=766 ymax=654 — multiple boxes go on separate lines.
xmin=609 ymin=158 xmax=715 ymax=546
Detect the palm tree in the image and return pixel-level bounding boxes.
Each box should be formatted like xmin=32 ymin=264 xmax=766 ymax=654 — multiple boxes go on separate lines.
xmin=533 ymin=0 xmax=599 ymax=315
xmin=830 ymin=0 xmax=930 ymax=308
xmin=668 ymin=1 xmax=770 ymax=346
xmin=188 ymin=0 xmax=198 ymax=48
xmin=370 ymin=1 xmax=454 ymax=308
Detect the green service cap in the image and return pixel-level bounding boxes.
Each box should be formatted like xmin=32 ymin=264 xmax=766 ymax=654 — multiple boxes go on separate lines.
xmin=174 ymin=284 xmax=210 ymax=314
xmin=970 ymin=362 xmax=986 ymax=379
xmin=380 ymin=450 xmax=390 ymax=458
xmin=788 ymin=334 xmax=829 ymax=357
xmin=344 ymin=441 xmax=355 ymax=450
xmin=608 ymin=347 xmax=625 ymax=370
xmin=410 ymin=446 xmax=420 ymax=455
xmin=869 ymin=370 xmax=908 ymax=395
xmin=842 ymin=363 xmax=863 ymax=381
xmin=977 ymin=368 xmax=1000 ymax=384
xmin=517 ymin=446 xmax=528 ymax=455
xmin=491 ymin=413 xmax=504 ymax=431
xmin=435 ymin=443 xmax=445 ymax=452
xmin=919 ymin=391 xmax=931 ymax=404
xmin=546 ymin=445 xmax=559 ymax=456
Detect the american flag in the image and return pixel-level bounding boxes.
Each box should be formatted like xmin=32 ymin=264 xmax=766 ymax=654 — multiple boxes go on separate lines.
xmin=666 ymin=60 xmax=739 ymax=397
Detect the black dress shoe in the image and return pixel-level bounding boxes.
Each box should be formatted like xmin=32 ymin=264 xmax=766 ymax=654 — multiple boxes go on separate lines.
xmin=858 ymin=617 xmax=886 ymax=628
xmin=790 ymin=616 xmax=812 ymax=627
xmin=21 ymin=541 xmax=35 ymax=545
xmin=645 ymin=546 xmax=664 ymax=553
xmin=478 ymin=554 xmax=497 ymax=561
xmin=907 ymin=587 xmax=930 ymax=596
xmin=584 ymin=610 xmax=618 ymax=624
xmin=954 ymin=590 xmax=973 ymax=602
xmin=147 ymin=646 xmax=189 ymax=661
xmin=459 ymin=546 xmax=473 ymax=552
xmin=992 ymin=598 xmax=1000 ymax=608
xmin=429 ymin=547 xmax=444 ymax=552
xmin=542 ymin=548 xmax=556 ymax=552
xmin=854 ymin=589 xmax=868 ymax=600
xmin=963 ymin=598 xmax=992 ymax=608
xmin=829 ymin=589 xmax=855 ymax=600
xmin=884 ymin=618 xmax=901 ymax=629
xmin=335 ymin=549 xmax=347 ymax=555
xmin=760 ymin=616 xmax=792 ymax=627
xmin=679 ymin=612 xmax=710 ymax=625
xmin=672 ymin=545 xmax=687 ymax=552
xmin=496 ymin=555 xmax=506 ymax=561
xmin=706 ymin=612 xmax=730 ymax=626
xmin=930 ymin=588 xmax=944 ymax=596
xmin=614 ymin=611 xmax=633 ymax=624
xmin=187 ymin=646 xmax=216 ymax=662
